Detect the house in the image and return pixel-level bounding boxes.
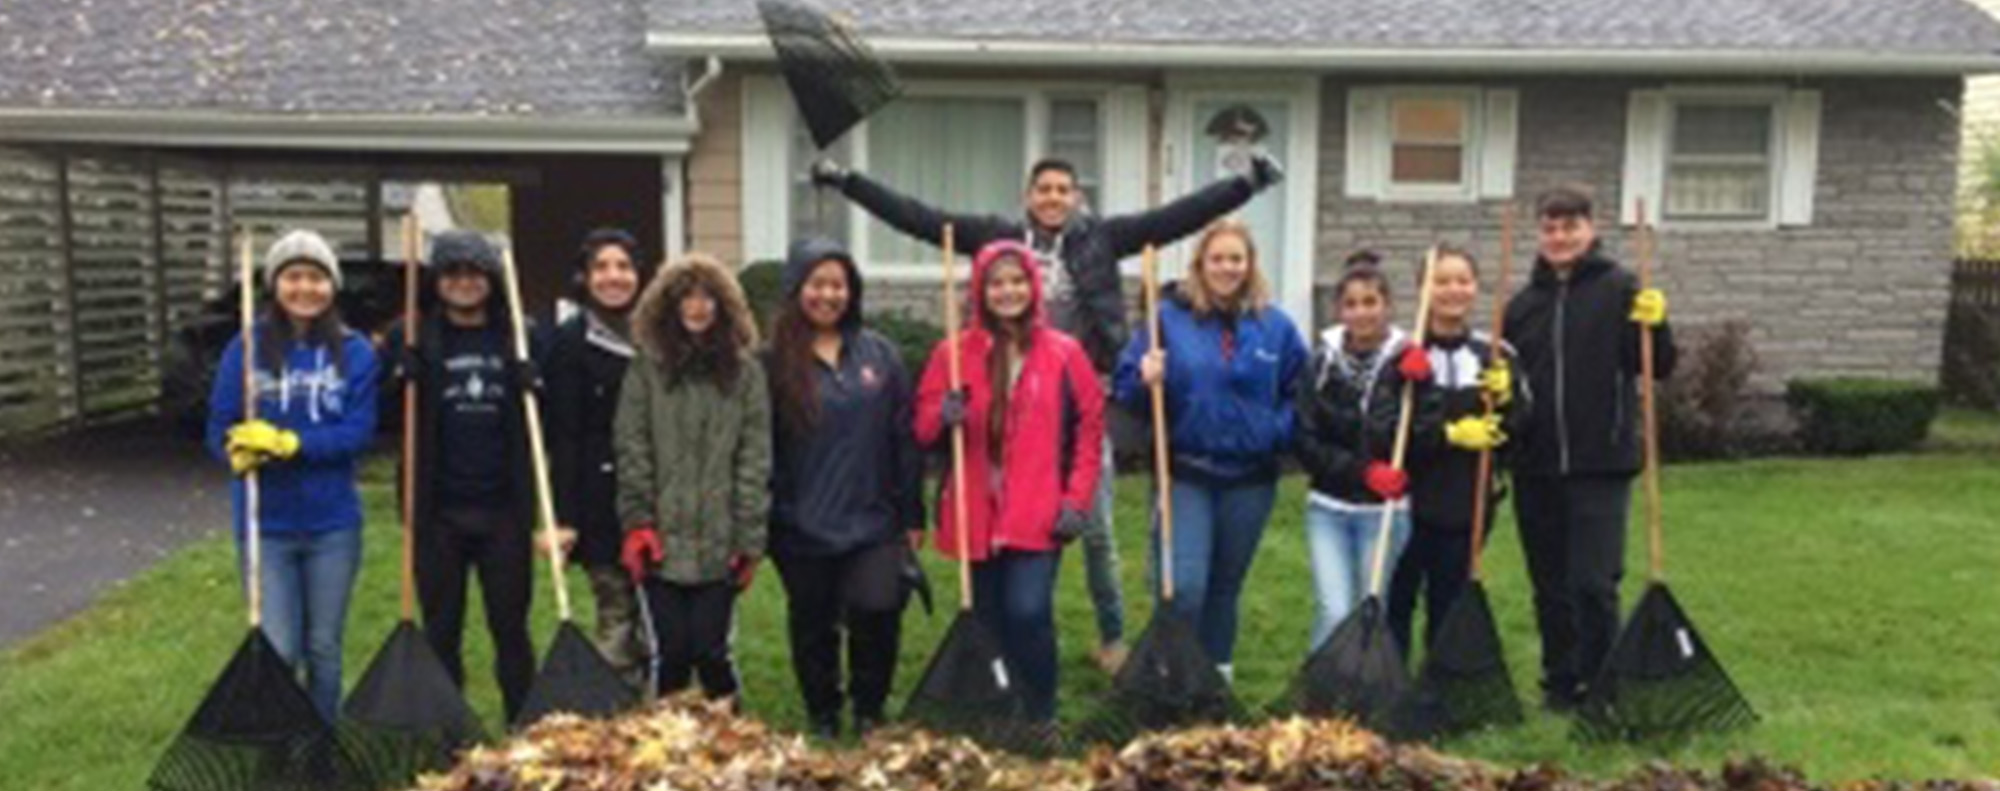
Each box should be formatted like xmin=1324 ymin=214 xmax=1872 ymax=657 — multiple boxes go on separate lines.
xmin=653 ymin=0 xmax=2000 ymax=393
xmin=4 ymin=0 xmax=1998 ymax=437
xmin=0 ymin=0 xmax=701 ymax=433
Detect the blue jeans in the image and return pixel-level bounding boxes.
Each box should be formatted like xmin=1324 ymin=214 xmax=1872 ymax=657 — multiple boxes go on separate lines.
xmin=971 ymin=549 xmax=1062 ymax=722
xmin=1083 ymin=434 xmax=1126 ymax=646
xmin=241 ymin=528 xmax=363 ymax=722
xmin=1303 ymin=499 xmax=1411 ymax=653
xmin=1150 ymin=479 xmax=1278 ymax=666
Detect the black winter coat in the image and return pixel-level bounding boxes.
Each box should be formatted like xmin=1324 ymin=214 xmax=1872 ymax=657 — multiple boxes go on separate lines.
xmin=544 ymin=312 xmax=633 ymax=567
xmin=1403 ymin=331 xmax=1530 ymax=528
xmin=1503 ymin=247 xmax=1676 ymax=477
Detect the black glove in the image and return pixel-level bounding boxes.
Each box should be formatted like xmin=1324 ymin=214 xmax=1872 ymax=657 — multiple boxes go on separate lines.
xmin=393 ymin=344 xmax=426 ymax=388
xmin=1052 ymin=507 xmax=1093 ymax=545
xmin=1249 ymin=153 xmax=1285 ymax=190
xmin=512 ymin=358 xmax=543 ymax=396
xmin=939 ymin=388 xmax=969 ymax=430
xmin=810 ymin=158 xmax=850 ymax=189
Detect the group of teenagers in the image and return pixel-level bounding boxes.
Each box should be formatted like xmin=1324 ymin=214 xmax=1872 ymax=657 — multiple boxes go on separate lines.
xmin=206 ymin=152 xmax=1674 ymax=740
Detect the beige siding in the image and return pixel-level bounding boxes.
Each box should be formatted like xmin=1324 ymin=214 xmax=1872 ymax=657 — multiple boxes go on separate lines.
xmin=1962 ymin=0 xmax=2000 ymax=247
xmin=687 ymin=72 xmax=745 ymax=265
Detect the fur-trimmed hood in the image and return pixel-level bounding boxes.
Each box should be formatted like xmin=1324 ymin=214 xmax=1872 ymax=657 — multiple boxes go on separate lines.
xmin=632 ymin=252 xmax=760 ymax=374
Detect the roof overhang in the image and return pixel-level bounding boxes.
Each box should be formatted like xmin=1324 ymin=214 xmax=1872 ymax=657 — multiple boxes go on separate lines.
xmin=648 ymin=32 xmax=2000 ymax=76
xmin=0 ymin=109 xmax=698 ymax=154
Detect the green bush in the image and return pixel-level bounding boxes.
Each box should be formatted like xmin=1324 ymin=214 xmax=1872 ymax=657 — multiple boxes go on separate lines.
xmin=1785 ymin=378 xmax=1941 ymax=455
xmin=868 ymin=310 xmax=945 ymax=377
xmin=738 ymin=259 xmax=785 ymax=334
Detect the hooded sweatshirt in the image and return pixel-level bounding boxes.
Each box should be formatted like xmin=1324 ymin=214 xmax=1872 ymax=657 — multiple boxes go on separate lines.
xmin=1111 ymin=281 xmax=1309 ymax=486
xmin=207 ymin=324 xmax=380 ymax=535
xmin=1297 ymin=324 xmax=1411 ymax=510
xmin=913 ymin=240 xmax=1104 ymax=561
xmin=763 ymin=237 xmax=925 ymax=557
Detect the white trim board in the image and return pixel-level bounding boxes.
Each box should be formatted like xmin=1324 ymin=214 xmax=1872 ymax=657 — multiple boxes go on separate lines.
xmin=0 ymin=109 xmax=697 ymax=154
xmin=649 ymin=33 xmax=2000 ymax=76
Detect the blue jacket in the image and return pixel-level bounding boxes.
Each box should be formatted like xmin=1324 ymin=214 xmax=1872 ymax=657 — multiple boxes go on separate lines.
xmin=206 ymin=324 xmax=380 ymax=535
xmin=1113 ymin=283 xmax=1309 ymax=484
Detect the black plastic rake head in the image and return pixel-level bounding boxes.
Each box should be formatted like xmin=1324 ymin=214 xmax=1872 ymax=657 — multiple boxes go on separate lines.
xmin=512 ymin=622 xmax=641 ymax=731
xmin=756 ymin=0 xmax=903 ymax=150
xmin=1075 ymin=608 xmax=1242 ymax=748
xmin=1577 ymin=583 xmax=1757 ymax=742
xmin=901 ymin=612 xmax=1051 ymax=754
xmin=1401 ymin=583 xmax=1523 ymax=740
xmin=1272 ymin=596 xmax=1410 ymax=733
xmin=148 ymin=630 xmax=369 ymax=791
xmin=341 ymin=621 xmax=485 ymax=786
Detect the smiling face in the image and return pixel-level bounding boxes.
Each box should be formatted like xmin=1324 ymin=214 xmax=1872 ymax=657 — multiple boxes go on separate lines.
xmin=1197 ymin=231 xmax=1254 ymax=305
xmin=1538 ymin=212 xmax=1596 ymax=269
xmin=273 ymin=263 xmax=335 ymax=323
xmin=799 ymin=259 xmax=851 ymax=331
xmin=679 ymin=285 xmax=718 ymax=335
xmin=436 ymin=263 xmax=492 ymax=312
xmin=1338 ymin=278 xmax=1390 ymax=348
xmin=1427 ymin=253 xmax=1479 ymax=329
xmin=585 ymin=244 xmax=640 ymax=311
xmin=983 ymin=257 xmax=1035 ymax=323
xmin=1025 ymin=168 xmax=1080 ymax=232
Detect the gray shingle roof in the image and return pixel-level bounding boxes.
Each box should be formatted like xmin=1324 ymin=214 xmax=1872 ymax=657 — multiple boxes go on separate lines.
xmin=0 ymin=0 xmax=682 ymax=116
xmin=648 ymin=0 xmax=2000 ymax=55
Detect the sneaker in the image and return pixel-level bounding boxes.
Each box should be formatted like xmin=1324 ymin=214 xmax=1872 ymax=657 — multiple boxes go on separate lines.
xmin=809 ymin=713 xmax=841 ymax=741
xmin=1094 ymin=641 xmax=1130 ymax=675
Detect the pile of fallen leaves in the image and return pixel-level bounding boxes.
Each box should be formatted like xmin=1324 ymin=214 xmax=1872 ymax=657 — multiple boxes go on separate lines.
xmin=419 ymin=698 xmax=1998 ymax=791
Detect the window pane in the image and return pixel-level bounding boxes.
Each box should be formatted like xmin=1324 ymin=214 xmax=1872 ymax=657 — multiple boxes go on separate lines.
xmin=1673 ymin=105 xmax=1771 ymax=157
xmin=867 ymin=97 xmax=1026 ymax=263
xmin=1047 ymin=98 xmax=1101 ymax=210
xmin=1392 ymin=98 xmax=1466 ymax=145
xmin=1666 ymin=163 xmax=1768 ymax=219
xmin=1391 ymin=144 xmax=1464 ymax=184
xmin=789 ymin=120 xmax=852 ymax=248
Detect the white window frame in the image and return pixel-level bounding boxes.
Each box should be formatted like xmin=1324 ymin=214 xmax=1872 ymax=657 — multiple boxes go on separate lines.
xmin=742 ymin=76 xmax=1141 ymax=279
xmin=1662 ymin=99 xmax=1780 ymax=223
xmin=1345 ymin=85 xmax=1518 ymax=204
xmin=1622 ymin=85 xmax=1822 ymax=229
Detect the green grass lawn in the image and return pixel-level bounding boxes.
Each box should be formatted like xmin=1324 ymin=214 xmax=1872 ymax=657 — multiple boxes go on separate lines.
xmin=4 ymin=412 xmax=2000 ymax=789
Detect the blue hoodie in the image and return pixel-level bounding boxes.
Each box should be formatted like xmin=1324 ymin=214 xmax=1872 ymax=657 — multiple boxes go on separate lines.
xmin=206 ymin=324 xmax=380 ymax=535
xmin=1113 ymin=283 xmax=1309 ymax=485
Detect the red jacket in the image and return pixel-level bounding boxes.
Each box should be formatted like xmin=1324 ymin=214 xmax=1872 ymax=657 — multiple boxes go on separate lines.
xmin=915 ymin=241 xmax=1104 ymax=561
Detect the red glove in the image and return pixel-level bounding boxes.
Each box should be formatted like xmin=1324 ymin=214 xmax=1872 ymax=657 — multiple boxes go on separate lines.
xmin=1397 ymin=345 xmax=1432 ymax=383
xmin=729 ymin=553 xmax=760 ymax=591
xmin=1364 ymin=462 xmax=1408 ymax=500
xmin=621 ymin=525 xmax=663 ymax=582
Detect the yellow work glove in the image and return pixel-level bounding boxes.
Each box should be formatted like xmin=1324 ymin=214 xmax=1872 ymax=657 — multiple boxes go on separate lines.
xmin=229 ymin=448 xmax=269 ymax=476
xmin=1445 ymin=414 xmax=1507 ymax=452
xmin=1630 ymin=288 xmax=1668 ymax=327
xmin=1479 ymin=358 xmax=1513 ymax=407
xmin=227 ymin=419 xmax=301 ymax=461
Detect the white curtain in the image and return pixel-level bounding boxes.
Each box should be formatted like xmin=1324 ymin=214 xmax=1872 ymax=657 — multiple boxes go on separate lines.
xmin=867 ymin=97 xmax=1026 ymax=265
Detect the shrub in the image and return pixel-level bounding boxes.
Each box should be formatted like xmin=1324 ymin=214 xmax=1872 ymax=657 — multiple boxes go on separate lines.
xmin=868 ymin=310 xmax=944 ymax=377
xmin=1784 ymin=378 xmax=1941 ymax=456
xmin=738 ymin=259 xmax=785 ymax=333
xmin=1659 ymin=321 xmax=1761 ymax=461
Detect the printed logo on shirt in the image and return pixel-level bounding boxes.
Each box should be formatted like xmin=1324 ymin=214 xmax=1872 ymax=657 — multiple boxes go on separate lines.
xmin=442 ymin=352 xmax=509 ymax=415
xmin=859 ymin=364 xmax=880 ymax=390
xmin=251 ymin=366 xmax=348 ymax=419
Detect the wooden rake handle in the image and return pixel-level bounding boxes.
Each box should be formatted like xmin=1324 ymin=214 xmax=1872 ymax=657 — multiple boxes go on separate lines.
xmin=398 ymin=217 xmax=420 ymax=622
xmin=1366 ymin=245 xmax=1440 ymax=597
xmin=942 ymin=224 xmax=975 ymax=611
xmin=1469 ymin=205 xmax=1516 ymax=582
xmin=499 ymin=247 xmax=574 ymax=622
xmin=1141 ymin=246 xmax=1175 ymax=603
xmin=1635 ymin=198 xmax=1665 ymax=582
xmin=238 ymin=231 xmax=262 ymax=629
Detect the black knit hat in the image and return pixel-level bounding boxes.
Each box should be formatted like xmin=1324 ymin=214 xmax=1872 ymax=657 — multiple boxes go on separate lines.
xmin=429 ymin=230 xmax=501 ymax=274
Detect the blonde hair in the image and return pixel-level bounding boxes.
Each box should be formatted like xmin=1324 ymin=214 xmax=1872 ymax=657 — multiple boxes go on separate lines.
xmin=1183 ymin=218 xmax=1271 ymax=316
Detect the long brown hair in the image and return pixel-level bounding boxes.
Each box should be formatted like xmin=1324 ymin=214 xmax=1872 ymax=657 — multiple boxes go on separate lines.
xmin=1182 ymin=218 xmax=1271 ymax=317
xmin=632 ymin=252 xmax=758 ymax=388
xmin=977 ymin=250 xmax=1037 ymax=464
xmin=768 ymin=259 xmax=855 ymax=435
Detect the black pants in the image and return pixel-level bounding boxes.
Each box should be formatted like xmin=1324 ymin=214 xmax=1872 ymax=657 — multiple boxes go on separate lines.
xmin=416 ymin=504 xmax=536 ymax=722
xmin=641 ymin=579 xmax=740 ymax=699
xmin=772 ymin=542 xmax=906 ymax=724
xmin=1513 ymin=474 xmax=1632 ymax=700
xmin=1387 ymin=516 xmax=1482 ymax=657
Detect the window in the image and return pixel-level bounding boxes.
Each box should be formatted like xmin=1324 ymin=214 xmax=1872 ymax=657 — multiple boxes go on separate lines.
xmin=1046 ymin=98 xmax=1104 ymax=210
xmin=1622 ymin=88 xmax=1820 ymax=227
xmin=1390 ymin=97 xmax=1470 ymax=186
xmin=1344 ymin=87 xmax=1515 ymax=202
xmin=1664 ymin=103 xmax=1774 ymax=221
xmin=864 ymin=96 xmax=1028 ymax=264
xmin=789 ymin=122 xmax=852 ymax=245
